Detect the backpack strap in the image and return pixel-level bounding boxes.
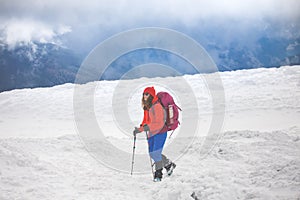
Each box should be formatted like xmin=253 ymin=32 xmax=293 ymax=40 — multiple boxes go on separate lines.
xmin=175 ymin=104 xmax=182 ymax=111
xmin=169 ymin=130 xmax=175 ymax=139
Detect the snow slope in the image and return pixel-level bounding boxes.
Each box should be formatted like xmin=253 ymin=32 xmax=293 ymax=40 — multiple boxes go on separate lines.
xmin=0 ymin=129 xmax=299 ymax=199
xmin=0 ymin=66 xmax=300 ymax=199
xmin=0 ymin=66 xmax=299 ymax=138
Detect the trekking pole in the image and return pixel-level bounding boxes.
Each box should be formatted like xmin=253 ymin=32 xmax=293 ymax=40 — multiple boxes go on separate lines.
xmin=145 ymin=131 xmax=155 ymax=178
xmin=130 ymin=134 xmax=137 ymax=175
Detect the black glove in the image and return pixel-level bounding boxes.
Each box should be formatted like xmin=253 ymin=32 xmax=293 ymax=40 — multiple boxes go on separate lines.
xmin=133 ymin=127 xmax=141 ymax=136
xmin=143 ymin=124 xmax=150 ymax=132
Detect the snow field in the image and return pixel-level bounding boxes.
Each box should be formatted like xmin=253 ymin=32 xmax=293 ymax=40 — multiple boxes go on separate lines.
xmin=0 ymin=128 xmax=299 ymax=199
xmin=0 ymin=65 xmax=299 ymax=199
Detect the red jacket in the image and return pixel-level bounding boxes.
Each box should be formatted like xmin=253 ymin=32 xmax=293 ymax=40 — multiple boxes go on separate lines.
xmin=140 ymin=100 xmax=166 ymax=138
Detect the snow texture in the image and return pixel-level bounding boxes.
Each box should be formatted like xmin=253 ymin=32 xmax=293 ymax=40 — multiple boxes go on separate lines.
xmin=0 ymin=129 xmax=299 ymax=199
xmin=0 ymin=66 xmax=300 ymax=199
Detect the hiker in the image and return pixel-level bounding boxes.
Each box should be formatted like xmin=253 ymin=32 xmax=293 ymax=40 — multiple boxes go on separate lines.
xmin=133 ymin=86 xmax=176 ymax=182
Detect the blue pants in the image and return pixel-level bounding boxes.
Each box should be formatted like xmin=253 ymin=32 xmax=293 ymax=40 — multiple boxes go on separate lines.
xmin=148 ymin=132 xmax=167 ymax=162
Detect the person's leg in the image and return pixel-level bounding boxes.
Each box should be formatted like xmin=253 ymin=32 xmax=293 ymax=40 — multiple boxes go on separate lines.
xmin=150 ymin=133 xmax=167 ymax=170
xmin=148 ymin=133 xmax=169 ymax=181
xmin=161 ymin=154 xmax=170 ymax=167
xmin=162 ymin=153 xmax=176 ymax=176
xmin=147 ymin=136 xmax=154 ymax=155
xmin=148 ymin=133 xmax=167 ymax=161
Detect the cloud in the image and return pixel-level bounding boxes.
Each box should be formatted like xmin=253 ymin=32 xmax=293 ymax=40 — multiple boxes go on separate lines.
xmin=1 ymin=0 xmax=299 ymax=25
xmin=0 ymin=18 xmax=71 ymax=49
xmin=0 ymin=0 xmax=299 ymax=50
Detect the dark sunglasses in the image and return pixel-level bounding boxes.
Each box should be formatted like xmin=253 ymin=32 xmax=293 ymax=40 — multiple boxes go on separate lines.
xmin=143 ymin=93 xmax=150 ymax=96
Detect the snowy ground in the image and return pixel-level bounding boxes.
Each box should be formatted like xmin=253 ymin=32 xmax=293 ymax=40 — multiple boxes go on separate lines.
xmin=0 ymin=65 xmax=300 ymax=199
xmin=0 ymin=129 xmax=299 ymax=199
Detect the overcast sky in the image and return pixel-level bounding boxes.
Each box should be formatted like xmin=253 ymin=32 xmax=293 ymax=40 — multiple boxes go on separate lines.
xmin=0 ymin=0 xmax=299 ymax=50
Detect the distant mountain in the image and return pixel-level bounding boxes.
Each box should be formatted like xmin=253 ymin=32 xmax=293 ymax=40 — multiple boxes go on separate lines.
xmin=207 ymin=37 xmax=300 ymax=71
xmin=0 ymin=42 xmax=80 ymax=92
xmin=104 ymin=36 xmax=300 ymax=79
xmin=0 ymin=36 xmax=299 ymax=92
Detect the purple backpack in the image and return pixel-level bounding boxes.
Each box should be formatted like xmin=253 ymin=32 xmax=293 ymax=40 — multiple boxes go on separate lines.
xmin=157 ymin=92 xmax=182 ymax=132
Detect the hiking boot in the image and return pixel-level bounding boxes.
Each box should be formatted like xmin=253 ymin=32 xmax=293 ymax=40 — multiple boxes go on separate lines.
xmin=165 ymin=162 xmax=176 ymax=176
xmin=153 ymin=169 xmax=163 ymax=182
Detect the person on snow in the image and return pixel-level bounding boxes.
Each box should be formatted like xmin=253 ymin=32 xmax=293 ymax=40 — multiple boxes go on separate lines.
xmin=133 ymin=86 xmax=176 ymax=182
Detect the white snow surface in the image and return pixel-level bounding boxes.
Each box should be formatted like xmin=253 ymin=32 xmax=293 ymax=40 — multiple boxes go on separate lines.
xmin=0 ymin=65 xmax=300 ymax=199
